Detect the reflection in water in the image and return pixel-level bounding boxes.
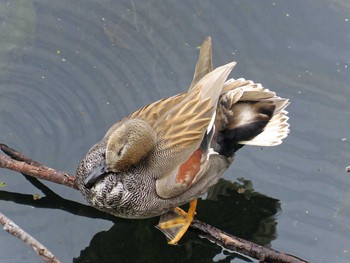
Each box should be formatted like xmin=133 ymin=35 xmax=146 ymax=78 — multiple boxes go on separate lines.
xmin=1 ymin=177 xmax=279 ymax=262
xmin=73 ymin=179 xmax=279 ymax=262
xmin=205 ymin=179 xmax=280 ymax=246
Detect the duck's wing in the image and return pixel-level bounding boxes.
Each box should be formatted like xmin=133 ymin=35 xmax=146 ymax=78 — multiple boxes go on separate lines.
xmin=189 ymin=36 xmax=213 ymax=90
xmin=104 ymin=93 xmax=187 ymax=139
xmin=104 ymin=36 xmax=213 ymax=139
xmin=134 ymin=35 xmax=214 ymax=134
xmin=154 ymin=62 xmax=235 ymax=199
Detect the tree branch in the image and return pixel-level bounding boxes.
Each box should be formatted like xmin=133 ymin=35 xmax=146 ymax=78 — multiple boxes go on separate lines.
xmin=0 ymin=144 xmax=77 ymax=189
xmin=0 ymin=143 xmax=309 ymax=263
xmin=0 ymin=212 xmax=60 ymax=263
xmin=190 ymin=219 xmax=307 ymax=263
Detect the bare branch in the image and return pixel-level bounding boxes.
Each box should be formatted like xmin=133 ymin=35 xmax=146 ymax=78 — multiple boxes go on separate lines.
xmin=0 ymin=143 xmax=309 ymax=263
xmin=0 ymin=144 xmax=77 ymax=189
xmin=0 ymin=144 xmax=42 ymax=167
xmin=0 ymin=212 xmax=60 ymax=263
xmin=190 ymin=219 xmax=308 ymax=263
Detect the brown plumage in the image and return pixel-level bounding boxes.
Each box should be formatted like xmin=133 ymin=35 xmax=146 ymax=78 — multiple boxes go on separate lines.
xmin=76 ymin=36 xmax=289 ymax=243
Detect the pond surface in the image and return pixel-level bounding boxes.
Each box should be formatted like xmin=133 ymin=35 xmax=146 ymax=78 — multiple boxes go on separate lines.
xmin=1 ymin=1 xmax=349 ymax=262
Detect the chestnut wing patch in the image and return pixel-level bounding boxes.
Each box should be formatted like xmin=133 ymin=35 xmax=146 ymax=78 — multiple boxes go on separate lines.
xmin=156 ymin=148 xmax=210 ymax=199
xmin=175 ymin=149 xmax=202 ymax=187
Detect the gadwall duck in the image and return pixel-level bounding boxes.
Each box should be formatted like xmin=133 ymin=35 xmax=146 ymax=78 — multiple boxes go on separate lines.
xmin=76 ymin=37 xmax=289 ymax=244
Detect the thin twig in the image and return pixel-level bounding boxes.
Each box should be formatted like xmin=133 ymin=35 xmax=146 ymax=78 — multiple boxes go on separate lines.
xmin=0 ymin=212 xmax=60 ymax=263
xmin=0 ymin=143 xmax=309 ymax=263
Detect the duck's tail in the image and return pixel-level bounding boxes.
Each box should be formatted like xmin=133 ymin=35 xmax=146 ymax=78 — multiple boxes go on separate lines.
xmin=213 ymin=78 xmax=289 ymax=158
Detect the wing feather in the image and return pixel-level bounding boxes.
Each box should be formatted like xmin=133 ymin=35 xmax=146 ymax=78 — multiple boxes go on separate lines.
xmin=154 ymin=63 xmax=235 ymax=199
xmin=104 ymin=93 xmax=186 ymax=138
xmin=189 ymin=36 xmax=213 ymax=90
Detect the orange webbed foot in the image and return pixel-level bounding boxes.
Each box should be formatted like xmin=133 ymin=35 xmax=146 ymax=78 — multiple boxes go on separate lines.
xmin=157 ymin=199 xmax=198 ymax=245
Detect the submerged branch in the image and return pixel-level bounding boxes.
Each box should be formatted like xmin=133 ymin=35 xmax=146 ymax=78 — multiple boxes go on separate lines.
xmin=0 ymin=143 xmax=308 ymax=263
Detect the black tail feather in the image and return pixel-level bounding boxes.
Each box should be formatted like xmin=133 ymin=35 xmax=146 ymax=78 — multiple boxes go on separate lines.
xmin=214 ymin=100 xmax=276 ymax=158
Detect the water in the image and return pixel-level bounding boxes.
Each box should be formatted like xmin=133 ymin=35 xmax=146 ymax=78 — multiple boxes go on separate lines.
xmin=0 ymin=1 xmax=349 ymax=262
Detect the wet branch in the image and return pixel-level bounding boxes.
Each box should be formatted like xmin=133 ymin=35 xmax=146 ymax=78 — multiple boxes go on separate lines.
xmin=0 ymin=143 xmax=308 ymax=263
xmin=0 ymin=212 xmax=60 ymax=263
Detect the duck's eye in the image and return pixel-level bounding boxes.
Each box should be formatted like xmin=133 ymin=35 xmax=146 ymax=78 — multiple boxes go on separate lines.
xmin=117 ymin=146 xmax=124 ymax=156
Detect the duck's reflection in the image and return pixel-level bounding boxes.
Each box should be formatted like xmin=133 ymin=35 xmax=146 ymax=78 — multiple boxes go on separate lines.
xmin=0 ymin=177 xmax=280 ymax=262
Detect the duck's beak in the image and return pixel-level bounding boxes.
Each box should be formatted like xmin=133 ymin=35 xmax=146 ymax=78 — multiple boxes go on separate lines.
xmin=84 ymin=160 xmax=109 ymax=189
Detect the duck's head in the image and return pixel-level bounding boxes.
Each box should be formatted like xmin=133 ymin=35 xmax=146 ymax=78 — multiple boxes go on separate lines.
xmin=81 ymin=119 xmax=156 ymax=189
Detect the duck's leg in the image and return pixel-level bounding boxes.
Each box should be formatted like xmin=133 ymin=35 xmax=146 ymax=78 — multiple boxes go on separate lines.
xmin=157 ymin=199 xmax=197 ymax=245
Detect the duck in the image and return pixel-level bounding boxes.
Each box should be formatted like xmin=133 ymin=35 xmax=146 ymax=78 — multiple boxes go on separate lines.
xmin=76 ymin=36 xmax=289 ymax=245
